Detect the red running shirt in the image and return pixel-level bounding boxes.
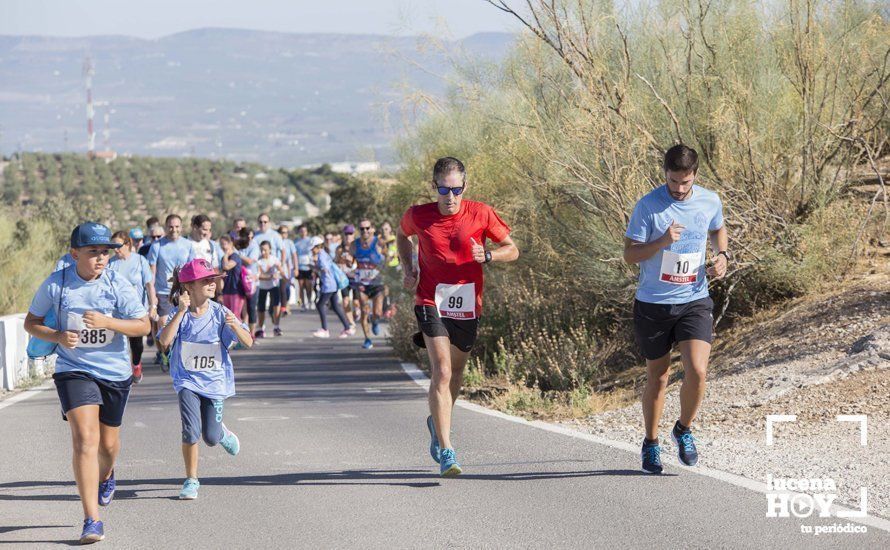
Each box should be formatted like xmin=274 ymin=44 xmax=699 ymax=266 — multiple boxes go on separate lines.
xmin=400 ymin=200 xmax=511 ymax=318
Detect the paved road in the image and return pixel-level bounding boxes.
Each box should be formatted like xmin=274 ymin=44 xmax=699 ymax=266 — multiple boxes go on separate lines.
xmin=1 ymin=311 xmax=887 ymax=548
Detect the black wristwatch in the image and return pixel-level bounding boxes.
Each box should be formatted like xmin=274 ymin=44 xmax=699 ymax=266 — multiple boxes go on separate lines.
xmin=484 ymin=250 xmax=493 ymax=264
xmin=717 ymin=250 xmax=732 ymax=262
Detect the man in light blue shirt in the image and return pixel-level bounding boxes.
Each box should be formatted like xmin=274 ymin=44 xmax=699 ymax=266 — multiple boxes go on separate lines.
xmin=623 ymin=144 xmax=729 ymax=474
xmin=147 ymin=214 xmax=193 ymax=360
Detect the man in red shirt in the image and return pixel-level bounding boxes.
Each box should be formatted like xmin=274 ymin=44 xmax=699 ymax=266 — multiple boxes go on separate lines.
xmin=397 ymin=156 xmax=519 ymax=477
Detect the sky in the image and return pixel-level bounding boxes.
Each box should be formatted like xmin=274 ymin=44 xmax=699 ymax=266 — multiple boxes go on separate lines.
xmin=0 ymin=0 xmax=521 ymax=39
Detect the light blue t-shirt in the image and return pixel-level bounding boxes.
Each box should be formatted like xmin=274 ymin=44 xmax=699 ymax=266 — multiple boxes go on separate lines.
xmin=54 ymin=253 xmax=74 ymax=273
xmin=29 ymin=266 xmax=148 ymax=381
xmin=162 ymin=301 xmax=245 ymax=400
xmin=108 ymin=253 xmax=153 ymax=306
xmin=147 ymin=237 xmax=194 ymax=295
xmin=625 ymin=185 xmax=724 ymax=304
xmin=317 ymin=249 xmax=337 ymax=293
xmin=240 ymin=241 xmax=261 ymax=275
xmin=294 ymin=237 xmax=313 ymax=270
xmin=252 ymin=230 xmax=284 ymax=259
xmin=283 ymin=238 xmax=297 ymax=269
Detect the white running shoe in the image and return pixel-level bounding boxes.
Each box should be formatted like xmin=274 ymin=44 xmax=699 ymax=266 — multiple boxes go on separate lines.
xmin=313 ymin=329 xmax=330 ymax=338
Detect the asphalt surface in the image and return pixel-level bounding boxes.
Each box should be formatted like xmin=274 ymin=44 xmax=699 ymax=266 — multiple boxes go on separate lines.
xmin=1 ymin=310 xmax=887 ymax=548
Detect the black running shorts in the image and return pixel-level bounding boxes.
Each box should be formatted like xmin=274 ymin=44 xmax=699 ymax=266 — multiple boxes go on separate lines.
xmin=633 ymin=296 xmax=714 ymax=360
xmin=414 ymin=305 xmax=479 ymax=353
xmin=54 ymin=371 xmax=132 ymax=427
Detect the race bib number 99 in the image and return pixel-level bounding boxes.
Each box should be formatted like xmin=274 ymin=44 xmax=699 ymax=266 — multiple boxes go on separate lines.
xmin=66 ymin=312 xmax=113 ymax=348
xmin=660 ymin=251 xmax=703 ymax=285
xmin=435 ymin=283 xmax=476 ymax=319
xmin=181 ymin=341 xmax=224 ymax=372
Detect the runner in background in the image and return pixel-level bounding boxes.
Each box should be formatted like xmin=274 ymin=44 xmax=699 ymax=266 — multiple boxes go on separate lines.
xmin=139 ymin=222 xmax=163 ymax=258
xmin=157 ymin=259 xmax=252 ymax=500
xmin=24 ymin=222 xmax=150 ymax=544
xmin=311 ymin=236 xmax=351 ymax=338
xmin=294 ymin=224 xmax=316 ymax=311
xmin=256 ymin=241 xmax=283 ymax=337
xmin=380 ymin=221 xmax=399 ymax=318
xmin=186 ymin=214 xmax=221 ymax=267
xmin=109 ymin=230 xmax=156 ymax=383
xmin=147 ymin=214 xmax=193 ymax=367
xmin=219 ymin=235 xmax=246 ymax=331
xmin=278 ymin=224 xmax=298 ymax=318
xmin=397 ymin=156 xmax=519 ymax=477
xmin=236 ymin=227 xmax=260 ymax=335
xmin=351 ymin=219 xmax=387 ymax=350
xmin=335 ymin=237 xmax=357 ymax=330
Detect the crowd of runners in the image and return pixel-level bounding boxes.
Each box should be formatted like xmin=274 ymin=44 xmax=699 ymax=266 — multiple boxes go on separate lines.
xmin=23 ymin=147 xmax=729 ymax=544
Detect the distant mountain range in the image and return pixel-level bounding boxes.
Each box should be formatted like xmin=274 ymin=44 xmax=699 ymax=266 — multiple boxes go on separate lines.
xmin=0 ymin=28 xmax=515 ymax=167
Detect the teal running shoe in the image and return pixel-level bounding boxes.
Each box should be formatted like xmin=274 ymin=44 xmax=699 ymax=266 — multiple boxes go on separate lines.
xmin=439 ymin=448 xmax=462 ymax=477
xmin=220 ymin=427 xmax=240 ymax=456
xmin=426 ymin=415 xmax=440 ymax=464
xmin=179 ymin=478 xmax=200 ymax=500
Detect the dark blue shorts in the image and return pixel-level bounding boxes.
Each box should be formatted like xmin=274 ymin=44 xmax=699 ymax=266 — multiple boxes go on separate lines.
xmin=53 ymin=371 xmax=132 ymax=427
xmin=633 ymin=296 xmax=714 ymax=360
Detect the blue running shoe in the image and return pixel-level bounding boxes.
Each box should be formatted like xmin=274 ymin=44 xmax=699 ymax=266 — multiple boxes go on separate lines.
xmin=98 ymin=470 xmax=115 ymax=506
xmin=362 ymin=338 xmax=373 ymax=350
xmin=439 ymin=448 xmax=462 ymax=477
xmin=220 ymin=427 xmax=240 ymax=456
xmin=672 ymin=428 xmax=699 ymax=467
xmin=79 ymin=518 xmax=104 ymax=544
xmin=641 ymin=442 xmax=663 ymax=474
xmin=371 ymin=318 xmax=381 ymax=336
xmin=426 ymin=415 xmax=440 ymax=464
xmin=179 ymin=478 xmax=200 ymax=500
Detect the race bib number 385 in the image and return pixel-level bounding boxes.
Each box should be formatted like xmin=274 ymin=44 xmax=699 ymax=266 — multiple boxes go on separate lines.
xmin=181 ymin=341 xmax=224 ymax=372
xmin=660 ymin=250 xmax=703 ymax=285
xmin=434 ymin=283 xmax=476 ymax=320
xmin=66 ymin=312 xmax=113 ymax=348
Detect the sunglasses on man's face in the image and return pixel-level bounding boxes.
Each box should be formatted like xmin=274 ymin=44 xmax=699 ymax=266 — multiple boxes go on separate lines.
xmin=436 ymin=184 xmax=466 ymax=196
xmin=151 ymin=235 xmax=163 ymax=240
xmin=359 ymin=226 xmax=372 ymax=232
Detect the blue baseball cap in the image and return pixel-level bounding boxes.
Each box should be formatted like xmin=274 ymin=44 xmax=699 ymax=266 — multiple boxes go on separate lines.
xmin=70 ymin=222 xmax=122 ymax=249
xmin=129 ymin=227 xmax=144 ymax=240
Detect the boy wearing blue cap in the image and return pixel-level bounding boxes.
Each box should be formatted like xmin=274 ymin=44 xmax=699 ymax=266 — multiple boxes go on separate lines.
xmin=24 ymin=222 xmax=151 ymax=545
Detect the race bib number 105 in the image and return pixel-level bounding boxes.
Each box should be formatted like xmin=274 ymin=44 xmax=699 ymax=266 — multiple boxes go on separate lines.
xmin=434 ymin=283 xmax=476 ymax=320
xmin=660 ymin=250 xmax=703 ymax=285
xmin=180 ymin=341 xmax=224 ymax=372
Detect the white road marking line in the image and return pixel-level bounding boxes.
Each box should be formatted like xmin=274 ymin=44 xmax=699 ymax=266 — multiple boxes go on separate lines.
xmin=133 ymin=421 xmax=147 ymax=428
xmin=237 ymin=415 xmax=290 ymax=421
xmin=0 ymin=381 xmax=53 ymax=412
xmin=364 ymin=388 xmax=381 ymax=393
xmin=400 ymin=362 xmax=890 ymax=533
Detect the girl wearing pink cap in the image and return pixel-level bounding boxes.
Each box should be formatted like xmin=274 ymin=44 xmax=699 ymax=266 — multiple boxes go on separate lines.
xmin=157 ymin=259 xmax=253 ymax=500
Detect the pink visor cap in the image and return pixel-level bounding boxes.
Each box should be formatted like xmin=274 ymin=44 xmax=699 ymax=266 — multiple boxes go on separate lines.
xmin=178 ymin=259 xmax=224 ymax=283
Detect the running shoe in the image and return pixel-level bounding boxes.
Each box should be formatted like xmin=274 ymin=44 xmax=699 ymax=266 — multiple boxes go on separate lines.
xmin=641 ymin=441 xmax=663 ymax=474
xmin=426 ymin=415 xmax=440 ymax=464
xmin=338 ymin=329 xmax=350 ymax=339
xmin=273 ymin=328 xmax=283 ymax=337
xmin=179 ymin=478 xmax=200 ymax=500
xmin=254 ymin=329 xmax=265 ymax=339
xmin=312 ymin=329 xmax=330 ymax=338
xmin=362 ymin=338 xmax=373 ymax=350
xmin=79 ymin=518 xmax=104 ymax=544
xmin=347 ymin=324 xmax=356 ymax=336
xmin=131 ymin=363 xmax=143 ymax=384
xmin=220 ymin=426 xmax=241 ymax=456
xmin=671 ymin=426 xmax=699 ymax=467
xmin=439 ymin=448 xmax=462 ymax=477
xmin=98 ymin=470 xmax=115 ymax=506
xmin=371 ymin=317 xmax=381 ymax=336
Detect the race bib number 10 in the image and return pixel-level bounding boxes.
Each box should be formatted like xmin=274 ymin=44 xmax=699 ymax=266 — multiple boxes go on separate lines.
xmin=660 ymin=250 xmax=703 ymax=285
xmin=181 ymin=341 xmax=224 ymax=372
xmin=434 ymin=283 xmax=476 ymax=320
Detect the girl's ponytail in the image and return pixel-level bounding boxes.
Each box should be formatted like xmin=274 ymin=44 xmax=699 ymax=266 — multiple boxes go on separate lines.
xmin=170 ymin=266 xmax=183 ymax=307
